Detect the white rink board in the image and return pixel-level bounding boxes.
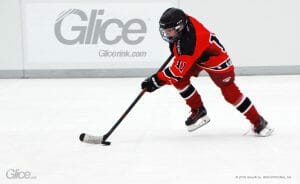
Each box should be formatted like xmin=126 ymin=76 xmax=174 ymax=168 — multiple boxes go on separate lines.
xmin=21 ymin=0 xmax=177 ymax=69
xmin=2 ymin=0 xmax=300 ymax=77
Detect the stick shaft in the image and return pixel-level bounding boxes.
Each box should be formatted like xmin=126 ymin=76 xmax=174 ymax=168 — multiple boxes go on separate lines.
xmin=102 ymin=54 xmax=174 ymax=142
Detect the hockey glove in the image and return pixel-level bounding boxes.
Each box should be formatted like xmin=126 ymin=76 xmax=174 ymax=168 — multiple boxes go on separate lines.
xmin=141 ymin=74 xmax=163 ymax=92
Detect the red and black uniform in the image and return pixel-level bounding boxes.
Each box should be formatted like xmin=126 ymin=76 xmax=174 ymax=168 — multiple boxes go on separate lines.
xmin=157 ymin=16 xmax=261 ymax=127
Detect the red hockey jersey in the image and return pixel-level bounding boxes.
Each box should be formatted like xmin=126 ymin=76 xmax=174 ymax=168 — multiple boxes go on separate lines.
xmin=157 ymin=16 xmax=233 ymax=85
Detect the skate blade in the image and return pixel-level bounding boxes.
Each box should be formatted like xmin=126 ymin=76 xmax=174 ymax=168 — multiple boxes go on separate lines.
xmin=187 ymin=116 xmax=210 ymax=132
xmin=243 ymin=127 xmax=274 ymax=137
xmin=255 ymin=127 xmax=274 ymax=137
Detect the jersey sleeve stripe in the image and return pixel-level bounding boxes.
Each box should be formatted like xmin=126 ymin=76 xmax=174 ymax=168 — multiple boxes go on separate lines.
xmin=164 ymin=67 xmax=182 ymax=81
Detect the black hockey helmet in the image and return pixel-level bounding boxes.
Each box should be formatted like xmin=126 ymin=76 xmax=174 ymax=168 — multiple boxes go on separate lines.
xmin=159 ymin=8 xmax=188 ymax=43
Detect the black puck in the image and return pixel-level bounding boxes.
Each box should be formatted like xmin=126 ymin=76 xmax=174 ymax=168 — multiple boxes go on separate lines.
xmin=79 ymin=133 xmax=85 ymax=142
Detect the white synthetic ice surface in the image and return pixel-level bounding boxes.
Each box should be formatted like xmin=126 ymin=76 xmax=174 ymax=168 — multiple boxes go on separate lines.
xmin=0 ymin=75 xmax=299 ymax=184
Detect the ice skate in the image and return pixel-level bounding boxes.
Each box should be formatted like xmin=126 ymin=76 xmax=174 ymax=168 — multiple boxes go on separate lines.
xmin=253 ymin=116 xmax=274 ymax=137
xmin=185 ymin=107 xmax=210 ymax=132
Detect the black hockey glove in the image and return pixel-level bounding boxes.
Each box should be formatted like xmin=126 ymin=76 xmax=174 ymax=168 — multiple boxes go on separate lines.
xmin=141 ymin=74 xmax=163 ymax=92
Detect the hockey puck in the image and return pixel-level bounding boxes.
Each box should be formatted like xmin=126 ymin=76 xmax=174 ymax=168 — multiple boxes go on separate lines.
xmin=79 ymin=133 xmax=85 ymax=142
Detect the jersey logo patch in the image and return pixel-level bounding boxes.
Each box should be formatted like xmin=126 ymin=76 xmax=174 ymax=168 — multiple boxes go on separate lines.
xmin=176 ymin=60 xmax=186 ymax=73
xmin=222 ymin=76 xmax=232 ymax=83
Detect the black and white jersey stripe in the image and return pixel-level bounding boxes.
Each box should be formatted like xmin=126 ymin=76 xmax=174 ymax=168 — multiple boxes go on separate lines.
xmin=179 ymin=85 xmax=196 ymax=99
xmin=163 ymin=67 xmax=182 ymax=82
xmin=235 ymin=96 xmax=253 ymax=114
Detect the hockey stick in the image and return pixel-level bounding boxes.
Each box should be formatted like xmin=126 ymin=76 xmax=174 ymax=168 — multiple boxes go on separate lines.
xmin=79 ymin=54 xmax=174 ymax=145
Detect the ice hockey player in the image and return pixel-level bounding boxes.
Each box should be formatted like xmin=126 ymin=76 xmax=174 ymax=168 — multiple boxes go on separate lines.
xmin=141 ymin=8 xmax=273 ymax=137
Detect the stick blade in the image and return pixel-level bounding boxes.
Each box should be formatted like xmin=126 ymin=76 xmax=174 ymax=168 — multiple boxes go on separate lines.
xmin=79 ymin=133 xmax=103 ymax=144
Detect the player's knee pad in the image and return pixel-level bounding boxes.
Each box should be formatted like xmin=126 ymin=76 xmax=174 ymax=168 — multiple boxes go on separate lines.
xmin=221 ymin=83 xmax=243 ymax=104
xmin=209 ymin=69 xmax=235 ymax=88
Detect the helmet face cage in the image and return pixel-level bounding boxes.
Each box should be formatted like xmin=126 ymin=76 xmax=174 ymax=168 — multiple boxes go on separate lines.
xmin=159 ymin=8 xmax=188 ymax=43
xmin=159 ymin=24 xmax=184 ymax=43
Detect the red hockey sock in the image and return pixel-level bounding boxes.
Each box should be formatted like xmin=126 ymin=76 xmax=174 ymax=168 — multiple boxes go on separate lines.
xmin=221 ymin=83 xmax=260 ymax=127
xmin=178 ymin=84 xmax=203 ymax=109
xmin=243 ymin=105 xmax=260 ymax=127
xmin=186 ymin=90 xmax=203 ymax=109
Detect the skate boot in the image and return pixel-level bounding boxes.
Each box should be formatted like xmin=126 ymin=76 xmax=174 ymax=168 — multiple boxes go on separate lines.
xmin=253 ymin=116 xmax=274 ymax=137
xmin=185 ymin=106 xmax=210 ymax=132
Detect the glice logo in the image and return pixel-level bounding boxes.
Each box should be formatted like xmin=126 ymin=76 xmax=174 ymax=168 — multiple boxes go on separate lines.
xmin=55 ymin=9 xmax=147 ymax=45
xmin=6 ymin=168 xmax=37 ymax=179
